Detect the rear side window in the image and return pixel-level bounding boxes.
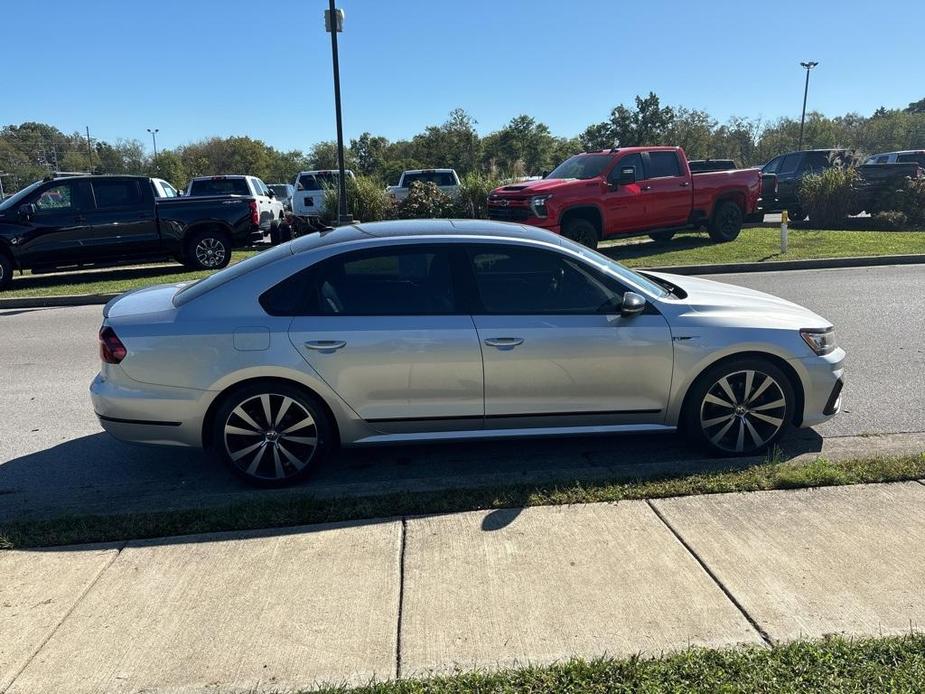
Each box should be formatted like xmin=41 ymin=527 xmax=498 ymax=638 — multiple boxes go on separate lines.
xmin=646 ymin=152 xmax=682 ymax=178
xmin=188 ymin=178 xmax=250 ymax=196
xmin=897 ymin=153 xmax=925 ymax=166
xmin=93 ymin=179 xmax=143 ymax=208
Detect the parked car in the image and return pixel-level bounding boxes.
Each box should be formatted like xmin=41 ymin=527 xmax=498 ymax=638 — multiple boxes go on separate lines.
xmin=91 ymin=219 xmax=844 ymax=486
xmin=0 ymin=175 xmax=265 ymax=289
xmin=267 ymin=183 xmax=295 ymax=211
xmin=292 ymin=169 xmax=355 ymax=217
xmin=386 ymin=168 xmax=461 ymax=202
xmin=186 ymin=175 xmax=285 ymax=233
xmin=863 ymin=150 xmax=925 ymax=167
xmin=487 ymin=147 xmax=762 ymax=245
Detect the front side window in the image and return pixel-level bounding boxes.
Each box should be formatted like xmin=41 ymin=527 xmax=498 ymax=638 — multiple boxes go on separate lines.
xmin=469 ymin=245 xmax=620 ymax=315
xmin=761 ymin=157 xmax=782 ymax=174
xmin=310 ymin=247 xmax=456 ymax=316
xmin=34 ymin=182 xmax=75 ymax=212
xmin=608 ymin=153 xmax=644 ymax=182
xmin=778 ymin=153 xmax=802 ymax=175
xmin=93 ymin=179 xmax=143 ymax=208
xmin=647 ymin=151 xmax=682 ymax=178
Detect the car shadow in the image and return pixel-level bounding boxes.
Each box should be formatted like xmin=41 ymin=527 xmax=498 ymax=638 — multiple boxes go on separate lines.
xmin=597 ymin=234 xmax=713 ymax=264
xmin=7 ymin=263 xmax=195 ymax=293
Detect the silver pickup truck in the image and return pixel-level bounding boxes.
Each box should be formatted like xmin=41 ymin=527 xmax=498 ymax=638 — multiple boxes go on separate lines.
xmin=386 ymin=168 xmax=461 ymax=202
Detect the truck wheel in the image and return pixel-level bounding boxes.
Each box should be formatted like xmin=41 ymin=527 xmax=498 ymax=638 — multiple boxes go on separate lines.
xmin=787 ymin=208 xmax=807 ymax=222
xmin=184 ymin=229 xmax=231 ymax=270
xmin=269 ymin=221 xmax=280 ymax=245
xmin=649 ymin=231 xmax=675 ymax=243
xmin=0 ymin=252 xmax=12 ymax=290
xmin=708 ymin=201 xmax=744 ymax=242
xmin=562 ymin=217 xmax=599 ymax=249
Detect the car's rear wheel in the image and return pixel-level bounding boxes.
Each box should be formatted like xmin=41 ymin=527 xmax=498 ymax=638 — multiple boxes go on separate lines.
xmin=708 ymin=201 xmax=744 ymax=242
xmin=212 ymin=382 xmax=333 ymax=487
xmin=184 ymin=229 xmax=231 ymax=270
xmin=269 ymin=220 xmax=280 ymax=245
xmin=562 ymin=217 xmax=600 ymax=249
xmin=0 ymin=252 xmax=12 ymax=290
xmin=684 ymin=358 xmax=794 ymax=456
xmin=648 ymin=230 xmax=676 ymax=243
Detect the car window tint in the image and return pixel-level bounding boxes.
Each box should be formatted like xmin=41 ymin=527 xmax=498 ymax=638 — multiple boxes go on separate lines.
xmin=761 ymin=157 xmax=782 ymax=174
xmin=298 ymin=173 xmax=336 ymax=191
xmin=805 ymin=151 xmax=833 ymax=172
xmin=312 ymin=247 xmax=456 ymax=316
xmin=779 ymin=153 xmax=802 ymax=174
xmin=897 ymin=153 xmax=925 ymax=166
xmin=875 ymin=155 xmax=891 ymax=164
xmin=646 ymin=152 xmax=682 ymax=178
xmin=609 ymin=153 xmax=643 ymax=182
xmin=403 ymin=172 xmax=456 ymax=186
xmin=93 ymin=179 xmax=143 ymax=208
xmin=34 ymin=182 xmax=75 ymax=211
xmin=189 ymin=178 xmax=250 ymax=196
xmin=469 ymin=245 xmax=619 ymax=315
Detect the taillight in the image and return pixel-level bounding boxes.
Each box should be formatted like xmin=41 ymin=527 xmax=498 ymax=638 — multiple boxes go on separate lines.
xmin=99 ymin=326 xmax=127 ymax=364
xmin=249 ymin=199 xmax=259 ymax=225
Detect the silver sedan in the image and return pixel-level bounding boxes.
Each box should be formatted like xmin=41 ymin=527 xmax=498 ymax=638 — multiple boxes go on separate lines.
xmin=91 ymin=220 xmax=845 ymax=486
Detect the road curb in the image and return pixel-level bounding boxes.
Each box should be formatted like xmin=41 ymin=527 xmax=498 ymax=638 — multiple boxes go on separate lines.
xmin=2 ymin=254 xmax=924 ymax=310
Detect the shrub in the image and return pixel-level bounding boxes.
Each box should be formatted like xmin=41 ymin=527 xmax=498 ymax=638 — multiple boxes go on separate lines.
xmin=322 ymin=175 xmax=393 ymax=223
xmin=870 ymin=210 xmax=909 ymax=230
xmin=876 ymin=177 xmax=925 ymax=226
xmin=457 ymin=171 xmax=504 ymax=219
xmin=798 ymin=167 xmax=859 ymax=227
xmin=396 ymin=181 xmax=458 ymax=219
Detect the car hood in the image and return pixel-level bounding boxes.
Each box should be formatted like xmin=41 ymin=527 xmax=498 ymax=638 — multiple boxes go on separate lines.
xmin=491 ymin=177 xmax=595 ymax=196
xmin=103 ymin=282 xmax=185 ymax=320
xmin=647 ymin=272 xmax=832 ymax=329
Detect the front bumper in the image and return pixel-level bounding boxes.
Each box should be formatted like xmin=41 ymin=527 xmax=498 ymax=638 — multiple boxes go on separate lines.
xmin=789 ymin=347 xmax=846 ymax=428
xmin=90 ymin=370 xmax=212 ymax=448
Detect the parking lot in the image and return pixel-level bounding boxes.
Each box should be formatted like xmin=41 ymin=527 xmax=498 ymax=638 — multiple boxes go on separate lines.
xmin=2 ymin=264 xmax=923 ymax=522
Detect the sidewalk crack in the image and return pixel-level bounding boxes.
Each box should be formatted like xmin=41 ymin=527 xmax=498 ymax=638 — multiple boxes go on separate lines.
xmin=395 ymin=518 xmax=408 ymax=680
xmin=645 ymin=500 xmax=773 ymax=647
xmin=3 ymin=544 xmax=124 ymax=693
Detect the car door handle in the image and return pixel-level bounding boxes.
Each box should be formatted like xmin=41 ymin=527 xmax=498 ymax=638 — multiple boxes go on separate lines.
xmin=484 ymin=337 xmax=524 ymax=348
xmin=641 ymin=185 xmax=653 ymax=191
xmin=679 ymin=181 xmax=690 ymax=187
xmin=304 ymin=340 xmax=346 ymax=351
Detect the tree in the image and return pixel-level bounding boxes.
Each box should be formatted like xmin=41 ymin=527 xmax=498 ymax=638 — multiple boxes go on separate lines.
xmin=350 ymin=132 xmax=389 ymax=178
xmin=906 ymin=98 xmax=925 ymax=114
xmin=580 ymin=93 xmax=674 ymax=150
xmin=307 ymin=140 xmax=352 ymax=170
xmin=481 ymin=115 xmax=557 ymax=175
xmin=409 ymin=108 xmax=480 ymax=174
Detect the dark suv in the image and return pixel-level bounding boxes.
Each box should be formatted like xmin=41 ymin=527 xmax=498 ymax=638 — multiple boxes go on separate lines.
xmin=760 ymin=149 xmax=848 ymax=220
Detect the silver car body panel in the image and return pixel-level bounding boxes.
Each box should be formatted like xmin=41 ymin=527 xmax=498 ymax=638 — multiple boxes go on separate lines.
xmin=90 ymin=220 xmax=844 ymax=450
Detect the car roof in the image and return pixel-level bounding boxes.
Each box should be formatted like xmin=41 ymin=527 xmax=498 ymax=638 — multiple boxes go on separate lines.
xmin=402 ymin=168 xmax=456 ymax=173
xmin=353 ymin=218 xmax=551 ymax=241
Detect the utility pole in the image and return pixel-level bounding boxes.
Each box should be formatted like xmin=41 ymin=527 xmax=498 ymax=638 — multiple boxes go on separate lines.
xmin=86 ymin=126 xmax=94 ymax=171
xmin=798 ymin=61 xmax=818 ymax=151
xmin=325 ymin=0 xmax=351 ymax=224
xmin=147 ymin=128 xmax=160 ymax=169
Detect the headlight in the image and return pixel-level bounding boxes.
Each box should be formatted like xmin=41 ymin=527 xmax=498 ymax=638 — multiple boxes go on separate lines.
xmin=800 ymin=327 xmax=836 ymax=355
xmin=529 ymin=195 xmax=551 ymax=218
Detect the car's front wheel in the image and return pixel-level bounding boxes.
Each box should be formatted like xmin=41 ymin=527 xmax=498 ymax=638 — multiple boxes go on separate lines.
xmin=212 ymin=382 xmax=333 ymax=487
xmin=685 ymin=358 xmax=794 ymax=456
xmin=562 ymin=217 xmax=600 ymax=249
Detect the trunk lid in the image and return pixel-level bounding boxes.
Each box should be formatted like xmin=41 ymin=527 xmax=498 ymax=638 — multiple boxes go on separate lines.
xmin=103 ymin=283 xmax=186 ymax=320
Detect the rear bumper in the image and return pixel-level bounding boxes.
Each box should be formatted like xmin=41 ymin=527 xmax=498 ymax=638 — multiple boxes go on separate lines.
xmin=790 ymin=347 xmax=846 ymax=428
xmin=90 ymin=371 xmax=211 ymax=448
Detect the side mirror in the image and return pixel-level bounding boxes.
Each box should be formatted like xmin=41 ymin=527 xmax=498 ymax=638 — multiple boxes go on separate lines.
xmin=267 ymin=189 xmax=275 ymax=197
xmin=540 ymin=170 xmax=550 ymax=178
xmin=620 ymin=291 xmax=646 ymax=317
xmin=18 ymin=203 xmax=37 ymax=220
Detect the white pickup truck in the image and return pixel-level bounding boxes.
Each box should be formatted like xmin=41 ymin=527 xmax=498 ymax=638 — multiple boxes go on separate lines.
xmin=185 ymin=175 xmax=285 ymax=232
xmin=292 ymin=169 xmax=356 ymax=217
xmin=386 ymin=168 xmax=461 ymax=202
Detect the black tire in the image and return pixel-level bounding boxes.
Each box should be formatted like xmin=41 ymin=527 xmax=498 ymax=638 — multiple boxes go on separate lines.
xmin=277 ymin=221 xmax=293 ymax=243
xmin=211 ymin=381 xmax=334 ymax=487
xmin=562 ymin=217 xmax=600 ymax=249
xmin=708 ymin=201 xmax=744 ymax=242
xmin=0 ymin=252 xmax=12 ymax=291
xmin=183 ymin=228 xmax=231 ymax=270
xmin=269 ymin=220 xmax=280 ymax=245
xmin=648 ymin=230 xmax=676 ymax=243
xmin=683 ymin=357 xmax=794 ymax=457
xmin=787 ymin=208 xmax=807 ymax=222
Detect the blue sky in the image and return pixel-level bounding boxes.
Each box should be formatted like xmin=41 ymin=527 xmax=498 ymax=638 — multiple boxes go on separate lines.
xmin=5 ymin=0 xmax=923 ymax=153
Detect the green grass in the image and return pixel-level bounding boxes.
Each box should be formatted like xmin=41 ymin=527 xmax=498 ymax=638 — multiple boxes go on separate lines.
xmin=1 ymin=452 xmax=922 ymax=549
xmin=5 ymin=227 xmax=925 ymax=299
xmin=606 ymin=226 xmax=925 ymax=268
xmin=3 ymin=250 xmax=258 ymax=298
xmin=309 ymin=635 xmax=925 ymax=693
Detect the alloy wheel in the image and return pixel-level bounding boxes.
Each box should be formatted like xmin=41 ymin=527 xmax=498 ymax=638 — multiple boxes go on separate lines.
xmin=223 ymin=393 xmax=318 ymax=481
xmin=195 ymin=237 xmax=227 ymax=268
xmin=699 ymin=369 xmax=787 ymax=453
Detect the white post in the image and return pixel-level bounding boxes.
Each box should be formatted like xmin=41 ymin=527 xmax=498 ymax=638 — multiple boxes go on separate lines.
xmin=780 ymin=209 xmax=789 ymax=254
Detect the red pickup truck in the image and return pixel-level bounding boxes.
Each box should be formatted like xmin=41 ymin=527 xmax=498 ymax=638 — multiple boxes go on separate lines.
xmin=487 ymin=146 xmax=762 ymax=247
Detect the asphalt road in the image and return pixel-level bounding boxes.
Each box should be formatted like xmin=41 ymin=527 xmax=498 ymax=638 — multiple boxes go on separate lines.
xmin=1 ymin=264 xmax=923 ymax=521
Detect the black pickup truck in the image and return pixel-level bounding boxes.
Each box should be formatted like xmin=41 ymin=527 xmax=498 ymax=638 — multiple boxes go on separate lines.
xmin=0 ymin=174 xmax=264 ymax=289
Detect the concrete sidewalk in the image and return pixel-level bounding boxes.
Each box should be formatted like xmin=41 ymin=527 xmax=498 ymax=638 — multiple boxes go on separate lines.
xmin=3 ymin=481 xmax=925 ymax=693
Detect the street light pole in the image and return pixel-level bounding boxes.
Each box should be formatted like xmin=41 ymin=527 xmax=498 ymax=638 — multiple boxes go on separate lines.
xmin=326 ymin=0 xmax=352 ymax=224
xmin=147 ymin=128 xmax=160 ymax=169
xmin=798 ymin=61 xmax=818 ymax=151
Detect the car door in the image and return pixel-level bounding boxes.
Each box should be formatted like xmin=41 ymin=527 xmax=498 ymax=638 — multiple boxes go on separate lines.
xmin=465 ymin=242 xmax=673 ymax=427
xmin=15 ymin=179 xmax=93 ymax=267
xmin=601 ymin=153 xmax=648 ymax=234
xmin=82 ymin=178 xmax=159 ymax=257
xmin=640 ymin=151 xmax=692 ymax=228
xmin=774 ymin=152 xmax=804 ymax=204
xmin=287 ymin=243 xmax=484 ymax=431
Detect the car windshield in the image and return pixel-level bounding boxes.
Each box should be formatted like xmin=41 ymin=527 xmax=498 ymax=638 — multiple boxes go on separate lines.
xmin=546 ymin=154 xmax=613 ymax=180
xmin=188 ymin=178 xmax=250 ymax=196
xmin=0 ymin=180 xmax=44 ymax=211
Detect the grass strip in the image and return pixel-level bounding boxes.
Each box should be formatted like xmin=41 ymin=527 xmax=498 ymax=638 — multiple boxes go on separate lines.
xmin=1 ymin=452 xmax=922 ymax=549
xmin=5 ymin=227 xmax=925 ymax=298
xmin=309 ymin=634 xmax=925 ymax=693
